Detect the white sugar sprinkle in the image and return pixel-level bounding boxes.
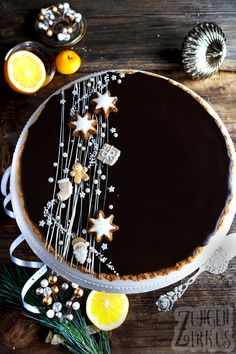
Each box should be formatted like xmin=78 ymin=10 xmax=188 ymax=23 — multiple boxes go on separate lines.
xmin=109 ymin=205 xmax=114 ymax=210
xmin=48 ymin=177 xmax=54 ymax=183
xmin=97 ymin=170 xmax=102 ymax=175
xmin=101 ymin=175 xmax=106 ymax=180
xmin=85 ymin=188 xmax=90 ymax=193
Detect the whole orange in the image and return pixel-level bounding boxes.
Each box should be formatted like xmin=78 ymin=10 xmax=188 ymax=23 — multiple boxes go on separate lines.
xmin=55 ymin=50 xmax=81 ymax=75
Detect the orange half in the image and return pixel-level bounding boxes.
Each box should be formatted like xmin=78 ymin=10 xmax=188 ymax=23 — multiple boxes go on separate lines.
xmin=86 ymin=291 xmax=129 ymax=331
xmin=4 ymin=50 xmax=46 ymax=94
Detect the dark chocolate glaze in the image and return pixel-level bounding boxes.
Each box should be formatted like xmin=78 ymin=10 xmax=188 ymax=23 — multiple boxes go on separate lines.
xmin=20 ymin=72 xmax=231 ymax=276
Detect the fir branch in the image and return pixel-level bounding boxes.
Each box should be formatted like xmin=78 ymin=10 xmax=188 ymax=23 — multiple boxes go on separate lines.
xmin=0 ymin=265 xmax=111 ymax=354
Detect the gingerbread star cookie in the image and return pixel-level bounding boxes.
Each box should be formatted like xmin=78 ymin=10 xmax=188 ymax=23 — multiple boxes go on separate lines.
xmin=88 ymin=210 xmax=119 ymax=243
xmin=68 ymin=113 xmax=97 ymax=140
xmin=91 ymin=91 xmax=118 ymax=119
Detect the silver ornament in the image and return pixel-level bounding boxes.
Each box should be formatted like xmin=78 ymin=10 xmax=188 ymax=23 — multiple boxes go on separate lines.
xmin=66 ymin=300 xmax=73 ymax=308
xmin=182 ymin=23 xmax=226 ymax=79
xmin=43 ymin=287 xmax=52 ymax=296
xmin=46 ymin=309 xmax=55 ymax=318
xmin=66 ymin=313 xmax=74 ymax=321
xmin=40 ymin=279 xmax=49 ymax=288
xmin=52 ymin=302 xmax=62 ymax=313
xmin=71 ymin=282 xmax=79 ymax=289
xmin=62 ymin=282 xmax=69 ymax=290
xmin=55 ymin=312 xmax=62 ymax=319
xmin=36 ymin=287 xmax=44 ymax=295
xmin=72 ymin=301 xmax=80 ymax=310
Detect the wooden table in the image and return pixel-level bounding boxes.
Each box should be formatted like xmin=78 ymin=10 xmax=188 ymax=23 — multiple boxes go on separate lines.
xmin=0 ymin=1 xmax=236 ymax=353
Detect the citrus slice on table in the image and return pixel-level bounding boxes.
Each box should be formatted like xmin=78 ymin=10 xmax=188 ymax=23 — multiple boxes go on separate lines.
xmin=4 ymin=50 xmax=46 ymax=94
xmin=86 ymin=291 xmax=129 ymax=331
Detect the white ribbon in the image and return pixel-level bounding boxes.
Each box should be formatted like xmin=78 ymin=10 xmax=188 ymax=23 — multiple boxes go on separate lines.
xmin=1 ymin=165 xmax=11 ymax=196
xmin=1 ymin=166 xmax=14 ymax=218
xmin=10 ymin=234 xmax=44 ymax=269
xmin=21 ymin=264 xmax=48 ymax=314
xmin=10 ymin=234 xmax=46 ymax=313
xmin=1 ymin=166 xmax=47 ymax=314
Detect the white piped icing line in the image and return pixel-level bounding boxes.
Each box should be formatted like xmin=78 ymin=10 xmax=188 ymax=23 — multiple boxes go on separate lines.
xmin=39 ymin=72 xmax=124 ymax=277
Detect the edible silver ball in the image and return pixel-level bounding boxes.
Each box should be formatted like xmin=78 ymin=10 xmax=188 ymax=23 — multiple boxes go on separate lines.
xmin=43 ymin=287 xmax=52 ymax=297
xmin=72 ymin=301 xmax=80 ymax=311
xmin=40 ymin=279 xmax=49 ymax=288
xmin=71 ymin=282 xmax=79 ymax=289
xmin=55 ymin=311 xmax=62 ymax=319
xmin=52 ymin=302 xmax=62 ymax=313
xmin=66 ymin=313 xmax=74 ymax=321
xmin=66 ymin=300 xmax=72 ymax=308
xmin=36 ymin=287 xmax=44 ymax=295
xmin=46 ymin=309 xmax=55 ymax=318
xmin=62 ymin=282 xmax=69 ymax=290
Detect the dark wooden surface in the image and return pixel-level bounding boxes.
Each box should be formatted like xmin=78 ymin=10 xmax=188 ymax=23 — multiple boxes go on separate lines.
xmin=0 ymin=1 xmax=236 ymax=353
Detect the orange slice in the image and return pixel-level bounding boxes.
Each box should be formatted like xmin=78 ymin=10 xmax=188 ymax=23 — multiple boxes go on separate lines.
xmin=4 ymin=50 xmax=46 ymax=94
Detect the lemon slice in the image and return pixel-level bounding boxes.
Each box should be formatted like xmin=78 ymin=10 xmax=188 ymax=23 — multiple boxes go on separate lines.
xmin=86 ymin=291 xmax=129 ymax=331
xmin=4 ymin=50 xmax=46 ymax=94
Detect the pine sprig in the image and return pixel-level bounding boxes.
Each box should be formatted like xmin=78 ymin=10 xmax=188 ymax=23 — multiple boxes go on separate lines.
xmin=0 ymin=265 xmax=111 ymax=354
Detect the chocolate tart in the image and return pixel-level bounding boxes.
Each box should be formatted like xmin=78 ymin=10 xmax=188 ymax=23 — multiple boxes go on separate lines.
xmin=10 ymin=70 xmax=236 ymax=292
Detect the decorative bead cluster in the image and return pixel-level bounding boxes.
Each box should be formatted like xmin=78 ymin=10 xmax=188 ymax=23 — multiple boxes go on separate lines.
xmin=36 ymin=3 xmax=82 ymax=42
xmin=36 ymin=273 xmax=84 ymax=321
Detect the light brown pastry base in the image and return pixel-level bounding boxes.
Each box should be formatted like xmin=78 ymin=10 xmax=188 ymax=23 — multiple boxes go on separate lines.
xmin=16 ymin=70 xmax=234 ymax=282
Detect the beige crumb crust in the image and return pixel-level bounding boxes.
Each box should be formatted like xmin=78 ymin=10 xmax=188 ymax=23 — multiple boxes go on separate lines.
xmin=16 ymin=69 xmax=234 ymax=281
